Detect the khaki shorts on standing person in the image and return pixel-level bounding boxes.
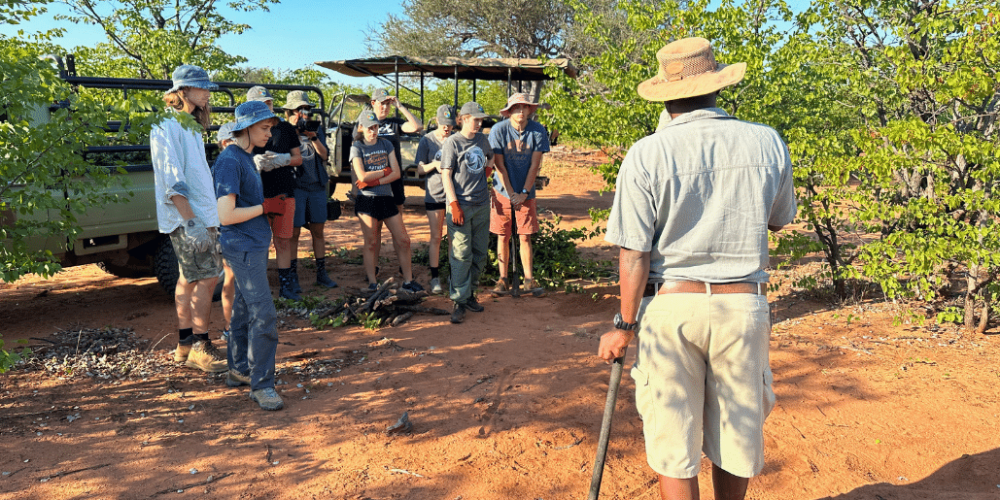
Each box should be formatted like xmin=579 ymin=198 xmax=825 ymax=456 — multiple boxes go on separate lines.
xmin=489 ymin=193 xmax=539 ymax=235
xmin=265 ymin=195 xmax=296 ymax=239
xmin=169 ymin=226 xmax=223 ymax=282
xmin=631 ymin=291 xmax=775 ymax=479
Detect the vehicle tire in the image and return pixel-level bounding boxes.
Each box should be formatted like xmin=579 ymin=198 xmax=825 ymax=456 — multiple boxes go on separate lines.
xmin=97 ymin=259 xmax=154 ymax=279
xmin=153 ymin=237 xmax=224 ymax=302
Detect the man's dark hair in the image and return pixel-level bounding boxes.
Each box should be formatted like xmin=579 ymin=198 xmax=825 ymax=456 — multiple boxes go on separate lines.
xmin=665 ymin=92 xmax=718 ymax=114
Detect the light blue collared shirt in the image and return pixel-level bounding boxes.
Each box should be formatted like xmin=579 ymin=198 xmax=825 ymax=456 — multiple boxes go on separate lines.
xmin=605 ymin=108 xmax=797 ymax=283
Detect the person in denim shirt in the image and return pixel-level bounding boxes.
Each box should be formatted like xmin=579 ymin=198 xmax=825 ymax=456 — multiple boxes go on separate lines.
xmin=598 ymin=37 xmax=797 ymax=500
xmin=214 ymin=100 xmax=284 ymax=411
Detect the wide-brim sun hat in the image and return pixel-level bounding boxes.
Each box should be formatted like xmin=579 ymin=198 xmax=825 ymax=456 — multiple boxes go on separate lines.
xmin=499 ymin=93 xmax=540 ymax=118
xmin=232 ymin=101 xmax=277 ymax=132
xmin=436 ymin=104 xmax=456 ymax=127
xmin=357 ymin=109 xmax=380 ymax=129
xmin=637 ymin=37 xmax=746 ymax=102
xmin=166 ymin=64 xmax=218 ymax=94
xmin=284 ymin=90 xmax=313 ymax=110
xmin=216 ymin=122 xmax=236 ymax=142
xmin=459 ymin=101 xmax=487 ymax=119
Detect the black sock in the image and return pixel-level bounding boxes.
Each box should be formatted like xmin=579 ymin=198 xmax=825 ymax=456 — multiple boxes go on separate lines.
xmin=316 ymin=257 xmax=327 ymax=272
xmin=430 ymin=266 xmax=439 ymax=278
xmin=179 ymin=328 xmax=194 ymax=344
xmin=195 ymin=333 xmax=209 ymax=342
xmin=399 ymin=265 xmax=404 ymax=276
xmin=290 ymin=258 xmax=298 ymax=272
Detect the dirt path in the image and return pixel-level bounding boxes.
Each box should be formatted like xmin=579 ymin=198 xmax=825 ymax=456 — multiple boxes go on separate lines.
xmin=1 ymin=147 xmax=998 ymax=500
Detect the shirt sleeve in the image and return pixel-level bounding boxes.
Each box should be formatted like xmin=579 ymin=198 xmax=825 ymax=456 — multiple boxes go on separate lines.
xmin=768 ymin=141 xmax=798 ymax=227
xmin=604 ymin=148 xmax=657 ymax=252
xmin=150 ymin=122 xmax=186 ymax=205
xmin=532 ymin=123 xmax=551 ymax=153
xmin=480 ymin=136 xmax=494 ymax=159
xmin=488 ymin=125 xmax=504 ymax=156
xmin=349 ymin=143 xmax=362 ymax=162
xmin=440 ymin=139 xmax=456 ymax=170
xmin=214 ymin=156 xmax=241 ymax=201
xmin=416 ymin=137 xmax=430 ymax=164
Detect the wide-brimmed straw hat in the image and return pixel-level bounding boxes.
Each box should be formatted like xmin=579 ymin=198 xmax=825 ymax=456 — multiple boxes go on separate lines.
xmin=499 ymin=93 xmax=539 ymax=118
xmin=637 ymin=37 xmax=746 ymax=102
xmin=232 ymin=101 xmax=277 ymax=132
xmin=166 ymin=64 xmax=218 ymax=94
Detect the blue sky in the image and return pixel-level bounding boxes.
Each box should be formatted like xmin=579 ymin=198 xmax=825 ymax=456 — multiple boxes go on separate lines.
xmin=1 ymin=0 xmax=405 ymax=85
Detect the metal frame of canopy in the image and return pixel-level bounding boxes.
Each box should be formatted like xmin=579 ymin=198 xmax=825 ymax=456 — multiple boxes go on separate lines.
xmin=314 ymin=55 xmax=577 ymax=123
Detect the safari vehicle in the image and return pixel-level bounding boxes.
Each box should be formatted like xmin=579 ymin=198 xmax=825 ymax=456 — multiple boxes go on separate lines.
xmin=9 ymin=55 xmax=332 ymax=298
xmin=315 ymin=56 xmax=577 ymax=190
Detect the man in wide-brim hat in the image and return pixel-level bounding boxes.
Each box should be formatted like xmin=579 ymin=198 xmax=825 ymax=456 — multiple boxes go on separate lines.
xmin=598 ymin=37 xmax=797 ymax=500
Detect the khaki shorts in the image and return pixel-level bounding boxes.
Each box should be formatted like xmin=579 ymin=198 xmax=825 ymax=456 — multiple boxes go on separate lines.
xmin=489 ymin=191 xmax=539 ymax=235
xmin=169 ymin=226 xmax=223 ymax=283
xmin=631 ymin=292 xmax=775 ymax=479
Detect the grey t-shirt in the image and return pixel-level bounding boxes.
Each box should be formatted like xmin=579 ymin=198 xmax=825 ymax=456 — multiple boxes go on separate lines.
xmin=605 ymin=108 xmax=797 ymax=283
xmin=349 ymin=138 xmax=394 ymax=198
xmin=440 ymin=132 xmax=493 ymax=206
xmin=417 ymin=131 xmax=448 ymax=204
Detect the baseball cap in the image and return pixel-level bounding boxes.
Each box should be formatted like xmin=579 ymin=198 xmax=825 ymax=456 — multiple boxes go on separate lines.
xmin=357 ymin=110 xmax=379 ymax=128
xmin=459 ymin=101 xmax=487 ymax=119
xmin=247 ymin=86 xmax=274 ymax=103
xmin=436 ymin=104 xmax=456 ymax=127
xmin=371 ymin=89 xmax=393 ymax=102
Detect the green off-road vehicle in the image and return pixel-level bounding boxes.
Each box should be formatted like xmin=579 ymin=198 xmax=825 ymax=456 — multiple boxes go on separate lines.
xmin=6 ymin=56 xmax=333 ymax=298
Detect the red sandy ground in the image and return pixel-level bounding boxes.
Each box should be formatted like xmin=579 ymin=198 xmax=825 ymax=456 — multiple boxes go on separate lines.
xmin=1 ymin=148 xmax=999 ymax=500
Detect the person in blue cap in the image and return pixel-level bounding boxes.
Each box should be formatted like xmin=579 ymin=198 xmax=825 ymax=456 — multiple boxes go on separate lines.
xmin=213 ymin=100 xmax=285 ymax=411
xmin=151 ymin=64 xmax=227 ymax=373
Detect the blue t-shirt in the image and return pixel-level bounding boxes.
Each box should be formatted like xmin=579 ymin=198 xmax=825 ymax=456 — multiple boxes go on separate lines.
xmin=349 ymin=138 xmax=394 ymax=198
xmin=488 ymin=119 xmax=550 ymax=200
xmin=213 ymin=145 xmax=272 ymax=252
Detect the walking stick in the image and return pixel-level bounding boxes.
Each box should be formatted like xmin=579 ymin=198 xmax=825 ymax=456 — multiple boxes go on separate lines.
xmin=587 ymin=347 xmax=628 ymax=500
xmin=509 ymin=195 xmax=521 ymax=298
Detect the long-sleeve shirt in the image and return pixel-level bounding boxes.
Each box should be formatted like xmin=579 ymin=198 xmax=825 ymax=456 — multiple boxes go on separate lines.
xmin=149 ymin=110 xmax=220 ymax=233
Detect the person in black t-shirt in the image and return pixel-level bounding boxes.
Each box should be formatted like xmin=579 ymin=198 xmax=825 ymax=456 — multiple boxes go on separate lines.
xmin=246 ymin=86 xmax=303 ymax=301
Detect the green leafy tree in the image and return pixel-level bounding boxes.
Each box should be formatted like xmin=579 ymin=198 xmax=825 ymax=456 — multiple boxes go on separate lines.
xmin=56 ymin=0 xmax=278 ymax=79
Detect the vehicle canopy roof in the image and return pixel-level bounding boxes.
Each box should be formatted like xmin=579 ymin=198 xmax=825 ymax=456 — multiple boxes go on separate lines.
xmin=314 ymin=55 xmax=577 ymax=81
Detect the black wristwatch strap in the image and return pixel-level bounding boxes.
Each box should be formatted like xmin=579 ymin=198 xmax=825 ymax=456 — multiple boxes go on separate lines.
xmin=613 ymin=312 xmax=637 ymax=332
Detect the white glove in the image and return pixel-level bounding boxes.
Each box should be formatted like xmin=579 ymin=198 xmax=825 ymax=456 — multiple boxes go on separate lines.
xmin=267 ymin=152 xmax=291 ymax=166
xmin=253 ymin=154 xmax=278 ymax=172
xmin=183 ymin=217 xmax=213 ymax=253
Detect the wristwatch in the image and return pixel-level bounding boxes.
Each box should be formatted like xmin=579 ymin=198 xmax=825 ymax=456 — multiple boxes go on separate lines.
xmin=613 ymin=312 xmax=637 ymax=332
xmin=186 ymin=219 xmax=195 ymax=228
xmin=520 ymin=188 xmax=529 ymax=195
xmin=310 ymin=136 xmax=320 ymax=141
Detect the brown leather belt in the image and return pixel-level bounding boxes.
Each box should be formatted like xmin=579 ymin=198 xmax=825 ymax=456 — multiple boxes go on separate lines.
xmin=644 ymin=281 xmax=765 ymax=296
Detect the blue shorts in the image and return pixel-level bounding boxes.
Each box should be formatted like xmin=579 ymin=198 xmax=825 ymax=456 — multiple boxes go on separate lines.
xmin=294 ymin=188 xmax=328 ymax=227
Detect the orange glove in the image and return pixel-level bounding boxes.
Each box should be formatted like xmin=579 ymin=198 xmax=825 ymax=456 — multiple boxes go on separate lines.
xmin=450 ymin=201 xmax=464 ymax=226
xmin=382 ymin=166 xmax=393 ymax=178
xmin=262 ymin=194 xmax=286 ymax=216
xmin=356 ymin=179 xmax=375 ymax=190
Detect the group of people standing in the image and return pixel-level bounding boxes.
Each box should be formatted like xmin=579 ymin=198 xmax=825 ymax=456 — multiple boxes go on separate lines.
xmin=150 ymin=64 xmax=552 ymax=411
xmin=352 ymin=92 xmax=550 ymax=324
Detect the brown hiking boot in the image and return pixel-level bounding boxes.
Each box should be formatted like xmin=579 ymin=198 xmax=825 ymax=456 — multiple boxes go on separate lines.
xmin=491 ymin=278 xmax=509 ymax=297
xmin=173 ymin=343 xmax=192 ymax=363
xmin=523 ymin=278 xmax=546 ymax=297
xmin=185 ymin=340 xmax=228 ymax=373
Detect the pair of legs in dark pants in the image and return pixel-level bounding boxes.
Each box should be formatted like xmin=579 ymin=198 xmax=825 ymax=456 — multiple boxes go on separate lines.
xmin=222 ymin=248 xmax=278 ymax=391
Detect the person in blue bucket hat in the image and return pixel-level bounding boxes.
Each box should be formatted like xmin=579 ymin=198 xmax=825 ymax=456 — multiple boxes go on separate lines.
xmin=151 ymin=63 xmax=227 ymax=373
xmin=212 ymin=100 xmax=286 ymax=411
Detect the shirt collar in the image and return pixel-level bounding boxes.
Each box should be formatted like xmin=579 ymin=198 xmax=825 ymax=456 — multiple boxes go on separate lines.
xmin=660 ymin=107 xmax=732 ymax=129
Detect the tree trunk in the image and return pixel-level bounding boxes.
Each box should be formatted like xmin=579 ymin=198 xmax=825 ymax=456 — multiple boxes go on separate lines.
xmin=977 ymin=294 xmax=989 ymax=334
xmin=964 ymin=265 xmax=979 ymax=330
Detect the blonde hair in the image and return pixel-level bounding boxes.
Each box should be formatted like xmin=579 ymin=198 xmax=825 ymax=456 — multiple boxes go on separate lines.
xmin=163 ymin=88 xmax=211 ymax=129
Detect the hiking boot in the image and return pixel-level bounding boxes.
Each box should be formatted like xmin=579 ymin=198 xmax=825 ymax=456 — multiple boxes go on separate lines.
xmin=463 ymin=295 xmax=484 ymax=313
xmin=250 ymin=387 xmax=284 ymax=411
xmin=226 ymin=369 xmax=251 ymax=387
xmin=173 ymin=343 xmax=192 ymax=363
xmin=430 ymin=277 xmax=443 ymax=295
xmin=316 ymin=268 xmax=338 ymax=288
xmin=290 ymin=268 xmax=303 ymax=293
xmin=523 ymin=278 xmax=545 ymax=296
xmin=279 ymin=281 xmax=301 ymax=301
xmin=184 ymin=340 xmax=228 ymax=373
xmin=491 ymin=278 xmax=509 ymax=297
xmin=450 ymin=302 xmax=466 ymax=324
xmin=402 ymin=280 xmax=424 ymax=293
